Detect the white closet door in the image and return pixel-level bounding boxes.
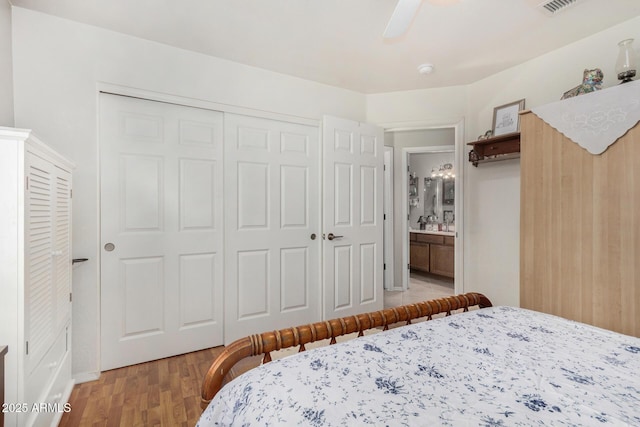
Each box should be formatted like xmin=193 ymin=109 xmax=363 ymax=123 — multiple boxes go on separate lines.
xmin=224 ymin=114 xmax=320 ymax=343
xmin=322 ymin=116 xmax=384 ymax=319
xmin=100 ymin=94 xmax=224 ymax=370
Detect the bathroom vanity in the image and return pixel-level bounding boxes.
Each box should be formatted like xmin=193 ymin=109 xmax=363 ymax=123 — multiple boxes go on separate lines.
xmin=409 ymin=230 xmax=454 ymax=278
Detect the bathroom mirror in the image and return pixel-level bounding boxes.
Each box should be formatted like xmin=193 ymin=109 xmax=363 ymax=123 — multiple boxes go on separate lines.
xmin=443 ymin=179 xmax=454 ymax=205
xmin=424 ymin=177 xmax=455 ymax=222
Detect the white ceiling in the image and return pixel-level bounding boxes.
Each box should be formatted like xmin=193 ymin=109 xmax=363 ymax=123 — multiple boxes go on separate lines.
xmin=9 ymin=0 xmax=640 ymax=93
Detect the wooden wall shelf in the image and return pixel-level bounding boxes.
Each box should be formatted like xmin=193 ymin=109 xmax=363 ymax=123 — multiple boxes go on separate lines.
xmin=467 ymin=132 xmax=520 ymax=167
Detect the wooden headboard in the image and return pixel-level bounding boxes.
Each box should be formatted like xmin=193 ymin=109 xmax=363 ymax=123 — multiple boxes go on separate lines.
xmin=200 ymin=292 xmax=492 ymax=409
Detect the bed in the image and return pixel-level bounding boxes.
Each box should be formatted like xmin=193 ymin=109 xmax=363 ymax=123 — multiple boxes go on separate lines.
xmin=198 ymin=293 xmax=640 ymax=426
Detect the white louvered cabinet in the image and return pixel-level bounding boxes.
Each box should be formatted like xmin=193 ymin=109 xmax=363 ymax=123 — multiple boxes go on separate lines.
xmin=0 ymin=127 xmax=74 ymax=427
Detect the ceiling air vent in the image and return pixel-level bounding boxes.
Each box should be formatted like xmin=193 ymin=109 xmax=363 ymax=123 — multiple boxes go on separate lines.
xmin=529 ymin=0 xmax=584 ymax=16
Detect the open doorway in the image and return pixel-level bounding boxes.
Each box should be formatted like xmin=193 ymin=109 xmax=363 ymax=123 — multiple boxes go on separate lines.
xmin=405 ymin=149 xmax=455 ymax=300
xmin=381 ymin=121 xmax=464 ymax=307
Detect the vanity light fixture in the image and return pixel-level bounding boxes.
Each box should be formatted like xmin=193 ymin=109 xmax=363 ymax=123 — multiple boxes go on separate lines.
xmin=431 ymin=163 xmax=454 ymax=179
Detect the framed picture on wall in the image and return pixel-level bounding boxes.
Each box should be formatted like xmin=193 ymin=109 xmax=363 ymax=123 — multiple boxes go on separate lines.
xmin=492 ymin=99 xmax=525 ymax=136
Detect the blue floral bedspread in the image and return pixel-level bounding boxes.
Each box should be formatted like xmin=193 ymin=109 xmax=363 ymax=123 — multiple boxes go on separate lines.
xmin=198 ymin=307 xmax=640 ymax=426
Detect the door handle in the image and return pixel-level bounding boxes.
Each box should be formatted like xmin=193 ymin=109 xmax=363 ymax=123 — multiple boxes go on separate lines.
xmin=327 ymin=233 xmax=343 ymax=241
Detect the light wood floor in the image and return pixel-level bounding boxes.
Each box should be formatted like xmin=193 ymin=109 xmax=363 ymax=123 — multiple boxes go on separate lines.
xmin=59 ymin=276 xmax=452 ymax=426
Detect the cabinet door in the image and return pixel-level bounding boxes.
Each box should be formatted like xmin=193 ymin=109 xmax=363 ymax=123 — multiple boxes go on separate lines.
xmin=430 ymin=244 xmax=454 ymax=278
xmin=24 ymin=151 xmax=72 ymax=374
xmin=25 ymin=153 xmax=56 ymax=372
xmin=53 ymin=168 xmax=72 ymax=331
xmin=409 ymin=242 xmax=429 ymax=272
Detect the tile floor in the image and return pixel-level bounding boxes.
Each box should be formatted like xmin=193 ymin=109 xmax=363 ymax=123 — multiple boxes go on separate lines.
xmin=383 ymin=271 xmax=454 ymax=309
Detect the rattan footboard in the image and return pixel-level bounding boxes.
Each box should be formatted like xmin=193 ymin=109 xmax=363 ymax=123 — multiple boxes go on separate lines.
xmin=200 ymin=292 xmax=492 ymax=409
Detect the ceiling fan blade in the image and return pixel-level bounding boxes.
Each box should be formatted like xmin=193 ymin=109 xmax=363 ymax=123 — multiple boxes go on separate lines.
xmin=383 ymin=0 xmax=422 ymax=39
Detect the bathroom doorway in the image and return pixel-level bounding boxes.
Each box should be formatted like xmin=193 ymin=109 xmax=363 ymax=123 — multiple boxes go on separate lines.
xmin=381 ymin=121 xmax=464 ymax=297
xmin=405 ymin=149 xmax=456 ymax=301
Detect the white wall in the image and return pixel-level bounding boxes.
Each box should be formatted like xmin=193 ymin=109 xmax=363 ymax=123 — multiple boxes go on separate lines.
xmin=0 ymin=0 xmax=13 ymax=126
xmin=369 ymin=16 xmax=640 ymax=307
xmin=385 ymin=128 xmax=454 ymax=288
xmin=11 ymin=7 xmax=367 ymax=380
xmin=367 ymin=85 xmax=467 ymax=126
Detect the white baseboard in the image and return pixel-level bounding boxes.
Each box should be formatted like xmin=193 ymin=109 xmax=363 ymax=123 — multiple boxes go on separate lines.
xmin=73 ymin=371 xmax=100 ymax=384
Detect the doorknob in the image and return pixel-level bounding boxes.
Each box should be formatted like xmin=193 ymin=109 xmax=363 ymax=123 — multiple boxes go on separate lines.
xmin=104 ymin=243 xmax=115 ymax=252
xmin=327 ymin=233 xmax=343 ymax=241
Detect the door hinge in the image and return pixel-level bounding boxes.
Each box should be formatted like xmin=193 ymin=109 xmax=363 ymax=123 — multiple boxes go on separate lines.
xmin=70 ymin=189 xmax=73 ymax=198
xmin=383 ymin=164 xmax=386 ymax=171
xmin=383 ymin=263 xmax=386 ymax=270
xmin=407 ymin=263 xmax=410 ymax=270
xmin=384 ymin=214 xmax=386 ymax=220
xmin=69 ymin=292 xmax=72 ymax=302
xmin=26 ymin=341 xmax=29 ymax=355
xmin=25 ymin=176 xmax=29 ymax=190
xmin=407 ymin=214 xmax=410 ymax=220
xmin=407 ymin=166 xmax=410 ymax=172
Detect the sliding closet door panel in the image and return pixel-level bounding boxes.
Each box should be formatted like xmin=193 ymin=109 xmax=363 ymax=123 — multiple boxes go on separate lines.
xmin=100 ymin=94 xmax=224 ymax=370
xmin=224 ymin=114 xmax=320 ymax=343
xmin=323 ymin=116 xmax=384 ymax=319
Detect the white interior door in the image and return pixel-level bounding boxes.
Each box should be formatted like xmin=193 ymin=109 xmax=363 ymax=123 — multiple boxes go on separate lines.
xmin=322 ymin=116 xmax=384 ymax=320
xmin=383 ymin=146 xmax=394 ymax=290
xmin=224 ymin=113 xmax=320 ymax=344
xmin=100 ymin=94 xmax=224 ymax=370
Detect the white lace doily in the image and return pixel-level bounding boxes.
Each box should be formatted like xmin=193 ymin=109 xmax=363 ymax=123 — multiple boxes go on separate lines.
xmin=530 ymin=79 xmax=640 ymax=154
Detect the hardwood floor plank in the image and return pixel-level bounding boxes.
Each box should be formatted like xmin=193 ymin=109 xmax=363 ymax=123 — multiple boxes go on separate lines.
xmin=60 ymin=347 xmax=225 ymax=426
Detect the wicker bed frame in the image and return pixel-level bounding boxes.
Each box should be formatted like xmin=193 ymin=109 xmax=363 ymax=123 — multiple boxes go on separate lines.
xmin=200 ymin=292 xmax=493 ymax=409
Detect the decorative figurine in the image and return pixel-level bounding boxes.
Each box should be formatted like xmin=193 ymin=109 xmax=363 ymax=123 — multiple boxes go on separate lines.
xmin=561 ymin=68 xmax=604 ymax=100
xmin=477 ymin=130 xmax=493 ymax=140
